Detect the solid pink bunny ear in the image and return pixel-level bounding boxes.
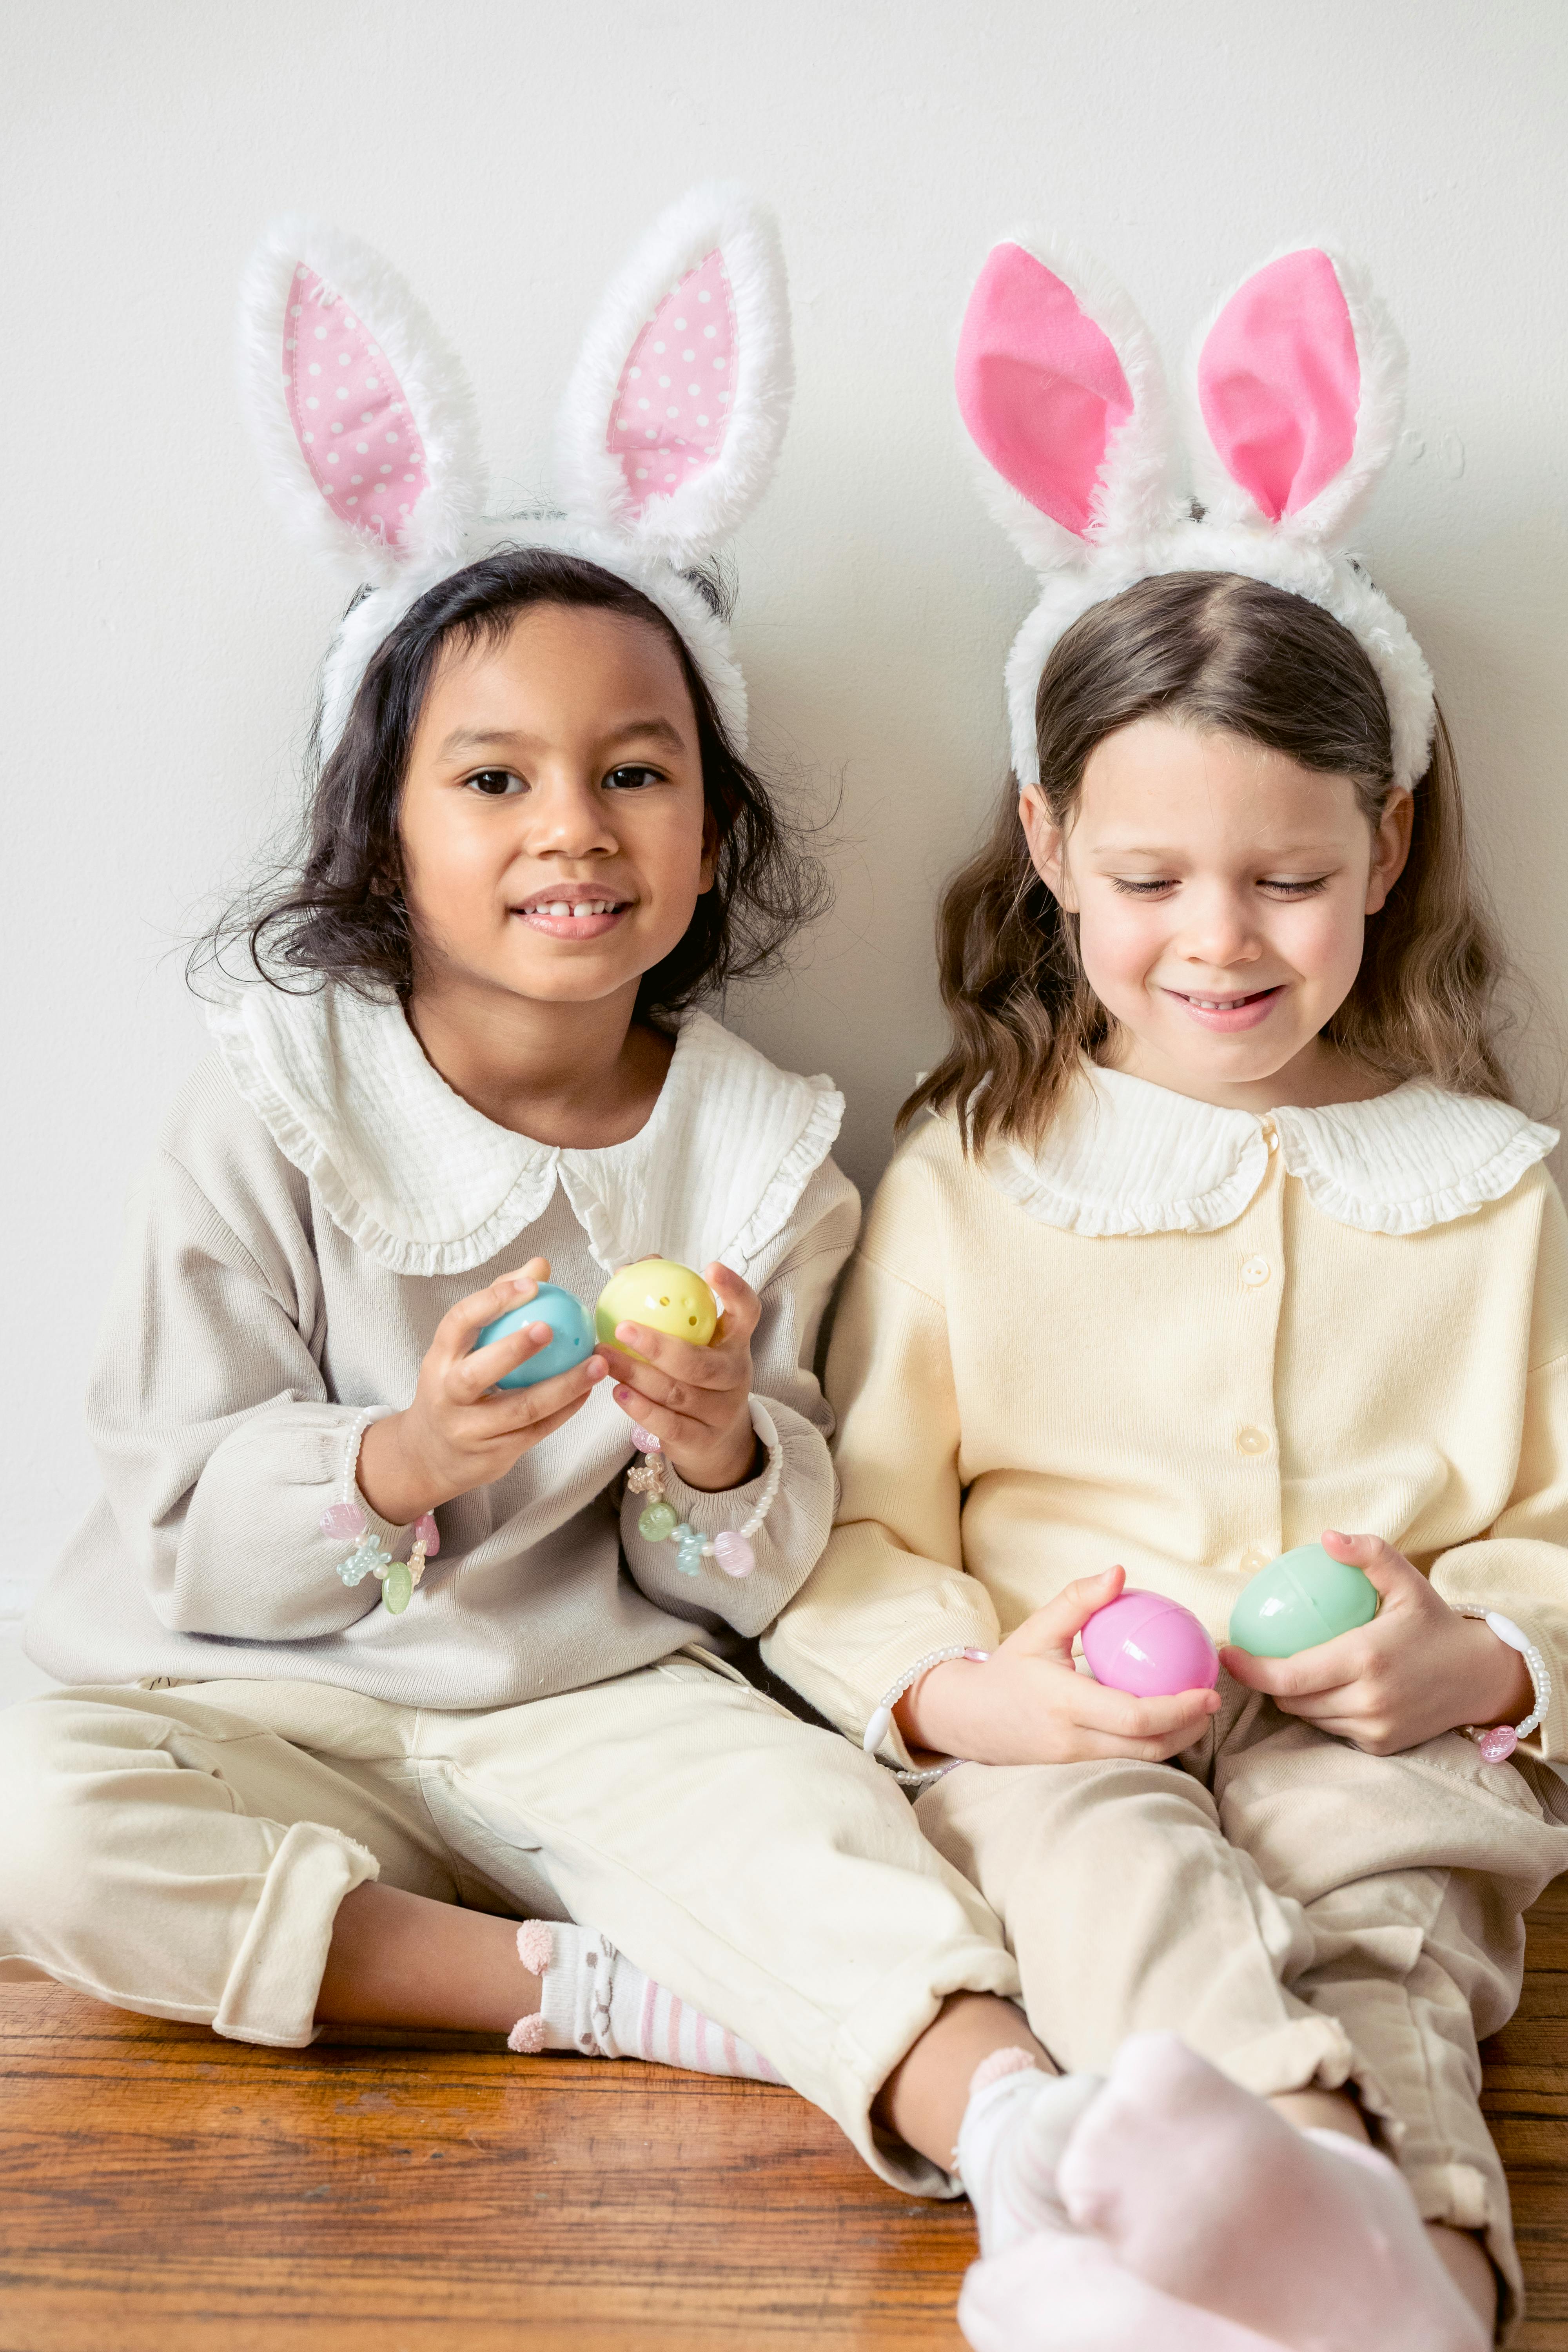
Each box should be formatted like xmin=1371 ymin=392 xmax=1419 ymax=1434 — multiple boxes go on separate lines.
xmin=956 ymin=239 xmax=1174 ymax=571
xmin=554 ymin=184 xmax=791 ymax=569
xmin=1187 ymin=247 xmax=1405 ymax=542
xmin=239 ymin=218 xmax=483 ymax=586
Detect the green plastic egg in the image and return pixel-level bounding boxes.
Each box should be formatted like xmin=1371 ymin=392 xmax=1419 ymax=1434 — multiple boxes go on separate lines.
xmin=1228 ymin=1542 xmax=1378 ymax=1658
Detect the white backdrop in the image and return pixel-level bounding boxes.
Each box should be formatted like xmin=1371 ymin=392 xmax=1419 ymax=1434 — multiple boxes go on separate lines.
xmin=5 ymin=0 xmax=1566 ymax=1620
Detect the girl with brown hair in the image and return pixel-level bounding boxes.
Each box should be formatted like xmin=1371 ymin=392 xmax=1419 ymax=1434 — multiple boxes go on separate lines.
xmin=768 ymin=241 xmax=1568 ymax=2348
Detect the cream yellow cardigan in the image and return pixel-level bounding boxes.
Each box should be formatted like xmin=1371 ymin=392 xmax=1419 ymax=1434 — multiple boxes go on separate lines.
xmin=763 ymin=1067 xmax=1568 ymax=1765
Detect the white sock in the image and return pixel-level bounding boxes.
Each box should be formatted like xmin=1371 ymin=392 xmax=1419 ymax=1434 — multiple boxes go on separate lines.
xmin=955 ymin=2049 xmax=1105 ymax=2256
xmin=507 ymin=1920 xmax=783 ymax=2082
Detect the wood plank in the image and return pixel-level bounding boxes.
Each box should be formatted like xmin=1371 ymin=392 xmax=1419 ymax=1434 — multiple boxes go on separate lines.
xmin=0 ymin=1982 xmax=969 ymax=2350
xmin=2 ymin=1874 xmax=1565 ymax=2348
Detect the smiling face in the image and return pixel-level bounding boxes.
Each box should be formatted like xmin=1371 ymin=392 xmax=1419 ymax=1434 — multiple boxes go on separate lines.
xmin=1022 ymin=716 xmax=1413 ymax=1109
xmin=397 ymin=600 xmax=714 ymax=1014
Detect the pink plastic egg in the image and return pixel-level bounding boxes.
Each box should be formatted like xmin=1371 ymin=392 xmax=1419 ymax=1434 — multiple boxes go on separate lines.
xmin=1081 ymin=1589 xmax=1221 ymax=1698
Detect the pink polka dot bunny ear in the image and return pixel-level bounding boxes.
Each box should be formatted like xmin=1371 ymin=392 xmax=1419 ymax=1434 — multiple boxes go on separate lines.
xmin=553 ymin=183 xmax=791 ymax=571
xmin=239 ymin=216 xmax=484 ymax=590
xmin=1184 ymin=247 xmax=1406 ymax=545
xmin=955 ymin=236 xmax=1180 ymax=573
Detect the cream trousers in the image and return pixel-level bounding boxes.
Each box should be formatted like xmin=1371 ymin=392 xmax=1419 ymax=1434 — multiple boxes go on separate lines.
xmin=0 ymin=1653 xmax=1019 ymax=2195
xmin=917 ymin=1680 xmax=1568 ymax=2334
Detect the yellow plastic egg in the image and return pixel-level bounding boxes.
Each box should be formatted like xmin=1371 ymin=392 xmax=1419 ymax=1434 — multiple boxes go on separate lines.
xmin=595 ymin=1258 xmax=719 ymax=1360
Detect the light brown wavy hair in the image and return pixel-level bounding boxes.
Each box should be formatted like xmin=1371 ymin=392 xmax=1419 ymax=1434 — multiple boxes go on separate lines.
xmin=903 ymin=570 xmax=1515 ymax=1155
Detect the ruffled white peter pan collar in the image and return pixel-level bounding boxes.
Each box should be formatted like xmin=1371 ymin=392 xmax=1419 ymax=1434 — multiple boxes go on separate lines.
xmin=987 ymin=1063 xmax=1558 ymax=1239
xmin=206 ymin=982 xmax=844 ymax=1278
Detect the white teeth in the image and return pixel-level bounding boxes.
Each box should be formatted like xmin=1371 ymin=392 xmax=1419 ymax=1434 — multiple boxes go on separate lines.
xmin=546 ymin=902 xmax=570 ymax=917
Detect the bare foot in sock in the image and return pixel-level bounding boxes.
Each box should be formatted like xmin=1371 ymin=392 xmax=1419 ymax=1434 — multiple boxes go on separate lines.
xmin=960 ymin=2234 xmax=1289 ymax=2352
xmin=1056 ymin=2033 xmax=1487 ymax=2352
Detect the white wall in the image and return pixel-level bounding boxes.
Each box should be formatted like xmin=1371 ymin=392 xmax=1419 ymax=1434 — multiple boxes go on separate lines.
xmin=6 ymin=0 xmax=1566 ymax=1619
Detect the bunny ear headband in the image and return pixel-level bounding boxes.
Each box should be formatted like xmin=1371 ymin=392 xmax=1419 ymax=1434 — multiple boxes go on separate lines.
xmin=239 ymin=183 xmax=791 ymax=757
xmin=955 ymin=240 xmax=1435 ymax=791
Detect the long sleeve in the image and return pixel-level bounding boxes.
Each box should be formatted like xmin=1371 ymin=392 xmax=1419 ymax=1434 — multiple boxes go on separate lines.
xmin=620 ymin=1163 xmax=859 ymax=1637
xmin=1430 ymin=1180 xmax=1568 ymax=1760
xmin=762 ymin=1155 xmax=999 ymax=1761
xmin=33 ymin=1027 xmax=866 ymax=1711
xmin=88 ymin=1149 xmax=407 ymax=1642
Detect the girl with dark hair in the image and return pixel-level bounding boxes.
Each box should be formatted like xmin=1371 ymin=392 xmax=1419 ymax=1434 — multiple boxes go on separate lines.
xmin=1 ymin=199 xmax=1064 ymax=2279
xmin=769 ymin=245 xmax=1568 ymax=2347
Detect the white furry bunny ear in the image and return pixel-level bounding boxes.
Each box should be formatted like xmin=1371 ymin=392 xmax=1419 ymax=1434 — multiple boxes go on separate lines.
xmin=955 ymin=237 xmax=1177 ymax=573
xmin=1185 ymin=247 xmax=1406 ymax=544
xmin=554 ymin=183 xmax=791 ymax=569
xmin=239 ymin=217 xmax=484 ymax=588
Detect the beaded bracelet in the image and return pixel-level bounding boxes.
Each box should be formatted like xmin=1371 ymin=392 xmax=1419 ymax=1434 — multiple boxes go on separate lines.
xmin=625 ymin=1423 xmax=780 ymax=1578
xmin=318 ymin=1501 xmax=439 ymax=1615
xmin=863 ymin=1645 xmax=993 ymax=1786
xmin=1454 ymin=1606 xmax=1551 ymax=1762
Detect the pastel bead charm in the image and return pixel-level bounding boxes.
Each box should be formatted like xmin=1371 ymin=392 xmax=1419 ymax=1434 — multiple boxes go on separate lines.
xmin=413 ymin=1512 xmax=441 ymax=1557
xmin=1228 ymin=1542 xmax=1379 ymax=1659
xmin=1082 ymin=1590 xmax=1220 ymax=1698
xmin=383 ymin=1559 xmax=414 ymax=1615
xmin=319 ymin=1502 xmax=367 ymax=1540
xmin=596 ymin=1259 xmax=719 ymax=1361
xmin=632 ymin=1427 xmax=662 ymax=1455
xmin=474 ymin=1283 xmax=595 ymax=1391
xmin=639 ymin=1499 xmax=679 ymax=1542
xmin=713 ymin=1530 xmax=755 ymax=1579
xmin=674 ymin=1524 xmax=707 ymax=1576
xmin=339 ymin=1535 xmax=392 ymax=1588
xmin=1476 ymin=1725 xmax=1519 ymax=1764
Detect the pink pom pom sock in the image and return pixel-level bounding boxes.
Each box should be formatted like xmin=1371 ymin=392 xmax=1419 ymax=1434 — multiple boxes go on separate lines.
xmin=1055 ymin=2032 xmax=1488 ymax=2352
xmin=506 ymin=1920 xmax=783 ymax=2082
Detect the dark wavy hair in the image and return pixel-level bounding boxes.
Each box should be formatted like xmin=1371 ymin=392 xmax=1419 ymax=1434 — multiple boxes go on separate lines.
xmin=904 ymin=570 xmax=1517 ymax=1154
xmin=195 ymin=546 xmax=828 ymax=1020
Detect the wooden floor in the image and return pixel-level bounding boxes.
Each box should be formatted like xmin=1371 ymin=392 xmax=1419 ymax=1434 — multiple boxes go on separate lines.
xmin=2 ymin=1877 xmax=1566 ymax=2350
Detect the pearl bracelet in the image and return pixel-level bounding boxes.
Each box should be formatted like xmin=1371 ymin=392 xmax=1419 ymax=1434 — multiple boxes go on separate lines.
xmin=864 ymin=1646 xmax=992 ymax=1787
xmin=1454 ymin=1606 xmax=1550 ymax=1762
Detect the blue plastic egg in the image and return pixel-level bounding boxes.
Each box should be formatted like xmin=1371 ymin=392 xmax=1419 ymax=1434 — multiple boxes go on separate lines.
xmin=473 ymin=1283 xmax=595 ymax=1390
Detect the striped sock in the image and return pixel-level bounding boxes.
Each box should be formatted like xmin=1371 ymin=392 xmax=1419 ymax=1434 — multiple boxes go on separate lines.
xmin=507 ymin=1920 xmax=783 ymax=2082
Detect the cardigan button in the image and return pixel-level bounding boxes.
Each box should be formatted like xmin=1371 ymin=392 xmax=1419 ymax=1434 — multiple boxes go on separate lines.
xmin=1241 ymin=1256 xmax=1270 ymax=1287
xmin=1236 ymin=1425 xmax=1272 ymax=1455
xmin=1240 ymin=1547 xmax=1270 ymax=1574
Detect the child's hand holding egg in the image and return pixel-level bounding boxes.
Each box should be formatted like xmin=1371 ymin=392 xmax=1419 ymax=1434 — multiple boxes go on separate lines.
xmin=595 ymin=1256 xmax=761 ymax=1497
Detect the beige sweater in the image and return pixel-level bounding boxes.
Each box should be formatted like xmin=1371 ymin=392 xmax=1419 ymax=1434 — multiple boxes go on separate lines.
xmin=764 ymin=1066 xmax=1568 ymax=1764
xmin=29 ymin=986 xmax=858 ymax=1709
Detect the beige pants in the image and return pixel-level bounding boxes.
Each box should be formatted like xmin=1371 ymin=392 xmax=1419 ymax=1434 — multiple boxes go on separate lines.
xmin=0 ymin=1654 xmax=1019 ymax=2195
xmin=918 ymin=1679 xmax=1568 ymax=2333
